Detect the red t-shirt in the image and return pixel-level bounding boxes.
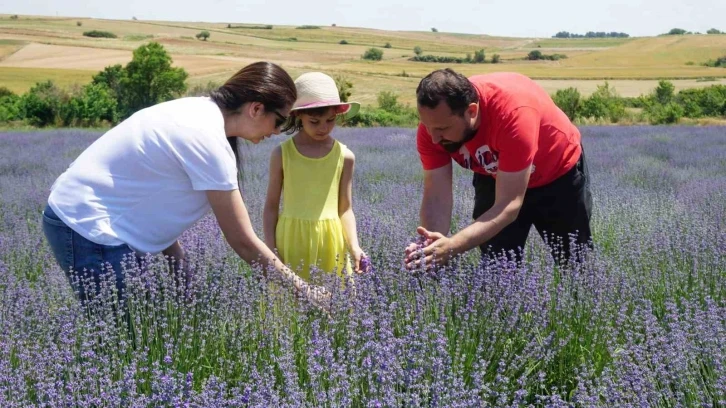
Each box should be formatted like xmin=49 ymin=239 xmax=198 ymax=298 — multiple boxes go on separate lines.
xmin=417 ymin=72 xmax=581 ymax=188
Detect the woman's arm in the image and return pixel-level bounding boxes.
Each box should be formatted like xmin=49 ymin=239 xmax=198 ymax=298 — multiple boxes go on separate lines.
xmin=207 ymin=189 xmax=329 ymax=308
xmin=338 ymin=149 xmax=365 ymax=273
xmin=263 ymin=146 xmax=283 ymax=251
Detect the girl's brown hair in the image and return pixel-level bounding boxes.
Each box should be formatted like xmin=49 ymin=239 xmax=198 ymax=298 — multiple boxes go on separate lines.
xmin=280 ymin=106 xmax=340 ymax=135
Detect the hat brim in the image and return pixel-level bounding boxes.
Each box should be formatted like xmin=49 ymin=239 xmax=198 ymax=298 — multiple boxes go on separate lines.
xmin=291 ymin=101 xmax=361 ymax=120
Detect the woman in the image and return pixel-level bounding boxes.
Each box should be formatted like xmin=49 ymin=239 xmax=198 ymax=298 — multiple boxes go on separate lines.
xmin=42 ymin=61 xmax=328 ymax=307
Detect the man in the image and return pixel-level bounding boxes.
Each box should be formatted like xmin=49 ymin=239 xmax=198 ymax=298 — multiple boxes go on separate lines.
xmin=404 ymin=69 xmax=592 ymax=269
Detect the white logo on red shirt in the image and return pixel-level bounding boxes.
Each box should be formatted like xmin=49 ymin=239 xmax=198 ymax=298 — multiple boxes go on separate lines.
xmin=475 ymin=145 xmax=499 ymax=174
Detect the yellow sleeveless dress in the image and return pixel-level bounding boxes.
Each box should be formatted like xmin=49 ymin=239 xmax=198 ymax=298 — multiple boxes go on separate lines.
xmin=276 ymin=138 xmax=352 ymax=282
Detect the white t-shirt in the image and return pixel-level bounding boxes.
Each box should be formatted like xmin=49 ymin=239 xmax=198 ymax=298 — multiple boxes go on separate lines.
xmin=48 ymin=97 xmax=238 ymax=254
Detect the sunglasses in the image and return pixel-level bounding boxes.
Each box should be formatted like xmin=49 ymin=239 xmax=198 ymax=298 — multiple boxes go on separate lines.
xmin=272 ymin=110 xmax=289 ymax=129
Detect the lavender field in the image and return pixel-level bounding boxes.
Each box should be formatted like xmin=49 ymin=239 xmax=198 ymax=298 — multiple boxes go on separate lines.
xmin=0 ymin=126 xmax=724 ymax=407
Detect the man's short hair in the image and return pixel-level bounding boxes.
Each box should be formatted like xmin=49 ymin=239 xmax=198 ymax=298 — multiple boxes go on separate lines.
xmin=416 ymin=69 xmax=478 ymax=116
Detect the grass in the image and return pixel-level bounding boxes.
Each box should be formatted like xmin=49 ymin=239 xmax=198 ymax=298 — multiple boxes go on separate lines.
xmin=2 ymin=15 xmax=726 ymax=104
xmin=0 ymin=67 xmax=94 ymax=93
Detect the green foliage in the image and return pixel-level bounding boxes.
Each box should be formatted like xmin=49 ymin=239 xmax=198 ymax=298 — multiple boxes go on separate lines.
xmin=296 ymin=25 xmax=321 ymax=29
xmin=581 ymin=82 xmax=626 ymax=123
xmin=667 ymin=28 xmax=687 ymax=35
xmin=92 ymin=64 xmax=125 ymax=99
xmin=491 ymin=54 xmax=501 ymax=64
xmin=186 ymin=81 xmax=220 ymax=97
xmin=527 ymin=50 xmax=567 ymax=61
xmin=362 ymin=48 xmax=383 ymax=61
xmin=413 ymin=46 xmax=423 ymax=56
xmin=377 ymin=91 xmax=401 ymax=113
xmin=83 ymin=30 xmax=117 ymax=38
xmin=19 ymin=81 xmax=68 ymax=127
xmin=703 ymin=56 xmax=726 ymax=67
xmin=76 ymin=21 xmax=82 ymax=27
xmin=653 ymin=80 xmax=675 ymax=105
xmin=527 ymin=50 xmax=543 ymax=60
xmin=706 ymin=28 xmax=722 ymax=34
xmin=431 ymin=27 xmax=438 ymax=33
xmin=0 ymin=87 xmax=15 ymax=98
xmin=0 ymin=93 xmax=22 ymax=123
xmin=552 ymin=87 xmax=582 ymax=121
xmin=119 ymin=42 xmax=188 ymax=117
xmin=646 ymin=102 xmax=684 ymax=124
xmin=675 ymin=85 xmax=726 ymax=117
xmin=63 ymin=83 xmax=119 ymax=126
xmin=473 ymin=49 xmax=485 ymax=63
xmin=334 ymin=76 xmax=353 ymax=103
xmin=339 ymin=40 xmax=348 ymax=45
xmin=384 ymin=42 xmax=392 ymax=48
xmin=196 ymin=31 xmax=210 ymax=41
xmin=229 ymin=24 xmax=273 ymax=29
xmin=345 ymin=91 xmax=419 ymax=127
xmin=553 ymin=31 xmax=629 ymax=38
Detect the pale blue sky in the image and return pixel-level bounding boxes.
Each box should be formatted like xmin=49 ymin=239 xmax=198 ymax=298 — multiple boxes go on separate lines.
xmin=5 ymin=0 xmax=725 ymax=38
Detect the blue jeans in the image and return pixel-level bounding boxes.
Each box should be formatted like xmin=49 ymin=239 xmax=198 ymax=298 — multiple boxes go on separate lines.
xmin=42 ymin=204 xmax=139 ymax=302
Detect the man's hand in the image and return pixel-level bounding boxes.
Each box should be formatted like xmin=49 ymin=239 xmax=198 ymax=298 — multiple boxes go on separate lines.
xmin=404 ymin=226 xmax=458 ymax=270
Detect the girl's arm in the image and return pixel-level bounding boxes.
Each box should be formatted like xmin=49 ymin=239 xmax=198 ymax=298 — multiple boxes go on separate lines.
xmin=207 ymin=189 xmax=330 ymax=309
xmin=338 ymin=149 xmax=365 ymax=273
xmin=263 ymin=146 xmax=283 ymax=251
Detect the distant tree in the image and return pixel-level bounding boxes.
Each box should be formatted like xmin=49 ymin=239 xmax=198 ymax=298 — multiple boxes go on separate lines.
xmin=384 ymin=42 xmax=392 ymax=48
xmin=362 ymin=48 xmax=383 ymax=61
xmin=473 ymin=49 xmax=485 ymax=63
xmin=707 ymin=28 xmax=722 ymax=34
xmin=339 ymin=40 xmax=348 ymax=45
xmin=413 ymin=46 xmax=423 ymax=56
xmin=491 ymin=54 xmax=501 ymax=63
xmin=527 ymin=50 xmax=543 ymax=60
xmin=119 ymin=42 xmax=188 ymax=117
xmin=76 ymin=21 xmax=82 ymax=27
xmin=196 ymin=30 xmax=210 ymax=41
xmin=92 ymin=64 xmax=125 ymax=99
xmin=132 ymin=16 xmax=137 ymax=20
xmin=10 ymin=15 xmax=19 ymax=20
xmin=653 ymin=80 xmax=676 ymax=104
xmin=667 ymin=28 xmax=687 ymax=35
xmin=83 ymin=30 xmax=117 ymax=38
xmin=377 ymin=91 xmax=401 ymax=113
xmin=332 ymin=23 xmax=337 ymax=27
xmin=431 ymin=27 xmax=438 ymax=33
xmin=0 ymin=87 xmax=14 ymax=98
xmin=552 ymin=87 xmax=582 ymax=120
xmin=227 ymin=24 xmax=232 ymax=28
xmin=334 ymin=75 xmax=353 ymax=102
xmin=20 ymin=81 xmax=67 ymax=127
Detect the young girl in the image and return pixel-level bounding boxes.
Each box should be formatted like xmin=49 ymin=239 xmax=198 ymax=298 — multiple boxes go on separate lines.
xmin=263 ymin=72 xmax=367 ymax=283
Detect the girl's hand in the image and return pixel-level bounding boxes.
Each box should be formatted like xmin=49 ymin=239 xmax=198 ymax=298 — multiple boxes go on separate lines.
xmin=351 ymin=247 xmax=370 ymax=274
xmin=306 ymin=284 xmax=332 ymax=312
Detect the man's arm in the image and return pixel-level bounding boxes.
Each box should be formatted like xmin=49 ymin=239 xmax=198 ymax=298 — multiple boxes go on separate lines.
xmin=420 ymin=162 xmax=453 ymax=235
xmin=405 ymin=167 xmax=530 ymax=268
xmin=449 ymin=167 xmax=530 ymax=253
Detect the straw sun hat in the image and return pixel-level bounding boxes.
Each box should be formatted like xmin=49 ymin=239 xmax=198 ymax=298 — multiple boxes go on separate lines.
xmin=290 ymin=72 xmax=360 ymax=120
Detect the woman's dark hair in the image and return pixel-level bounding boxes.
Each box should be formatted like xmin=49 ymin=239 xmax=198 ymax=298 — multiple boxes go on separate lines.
xmin=210 ymin=61 xmax=297 ymax=168
xmin=280 ymin=106 xmax=337 ymax=134
xmin=416 ymin=68 xmax=478 ymax=116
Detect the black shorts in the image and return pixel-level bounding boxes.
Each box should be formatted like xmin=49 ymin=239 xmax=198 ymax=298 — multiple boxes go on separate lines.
xmin=472 ymin=148 xmax=593 ymax=263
